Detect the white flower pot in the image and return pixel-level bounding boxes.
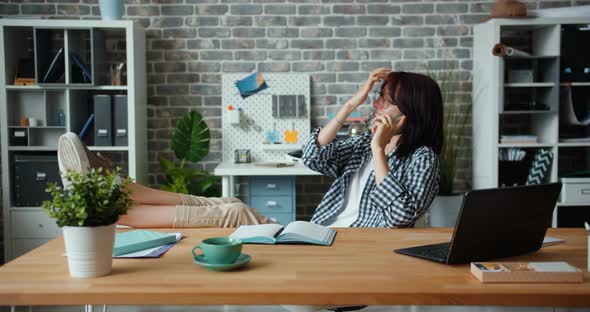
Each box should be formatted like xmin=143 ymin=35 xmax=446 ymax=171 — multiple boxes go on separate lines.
xmin=99 ymin=0 xmax=124 ymax=20
xmin=63 ymin=224 xmax=116 ymax=278
xmin=426 ymin=194 xmax=464 ymax=227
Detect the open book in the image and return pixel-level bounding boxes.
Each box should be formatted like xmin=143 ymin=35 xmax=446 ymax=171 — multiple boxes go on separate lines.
xmin=230 ymin=221 xmax=336 ymax=246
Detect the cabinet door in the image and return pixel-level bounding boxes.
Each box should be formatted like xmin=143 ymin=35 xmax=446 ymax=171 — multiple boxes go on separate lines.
xmin=249 ymin=177 xmax=293 ymax=196
xmin=11 ymin=210 xmax=61 ymax=239
xmin=251 ymin=195 xmax=294 ymax=214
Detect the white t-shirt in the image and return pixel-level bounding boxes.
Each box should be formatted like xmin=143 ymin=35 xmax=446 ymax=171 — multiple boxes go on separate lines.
xmin=326 ymin=158 xmax=374 ymax=227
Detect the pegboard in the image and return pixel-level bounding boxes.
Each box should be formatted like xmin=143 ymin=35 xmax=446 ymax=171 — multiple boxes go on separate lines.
xmin=222 ymin=73 xmax=310 ymax=163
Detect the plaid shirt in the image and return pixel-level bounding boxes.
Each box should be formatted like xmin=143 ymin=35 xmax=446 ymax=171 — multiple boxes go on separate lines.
xmin=302 ymin=128 xmax=439 ymax=228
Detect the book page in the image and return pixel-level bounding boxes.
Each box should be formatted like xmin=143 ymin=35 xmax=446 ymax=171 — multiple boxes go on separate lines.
xmin=230 ymin=224 xmax=284 ymax=240
xmin=281 ymin=221 xmax=331 ymax=242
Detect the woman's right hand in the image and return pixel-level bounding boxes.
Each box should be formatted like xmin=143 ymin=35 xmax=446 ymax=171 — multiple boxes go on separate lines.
xmin=345 ymin=67 xmax=391 ymax=109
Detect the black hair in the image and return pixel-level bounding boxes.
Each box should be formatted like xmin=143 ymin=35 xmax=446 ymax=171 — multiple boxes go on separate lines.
xmin=380 ymin=71 xmax=444 ymax=157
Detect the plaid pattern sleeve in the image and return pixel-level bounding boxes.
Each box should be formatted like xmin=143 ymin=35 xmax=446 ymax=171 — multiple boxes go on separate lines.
xmin=369 ymin=147 xmax=439 ymax=227
xmin=302 ymin=128 xmax=371 ymax=178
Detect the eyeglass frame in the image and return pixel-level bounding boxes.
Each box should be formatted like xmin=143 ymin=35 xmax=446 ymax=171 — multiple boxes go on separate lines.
xmin=372 ymin=85 xmax=396 ymax=110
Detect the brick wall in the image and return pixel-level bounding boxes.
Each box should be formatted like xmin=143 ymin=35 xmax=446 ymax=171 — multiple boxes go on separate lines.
xmin=0 ymin=0 xmax=583 ymax=261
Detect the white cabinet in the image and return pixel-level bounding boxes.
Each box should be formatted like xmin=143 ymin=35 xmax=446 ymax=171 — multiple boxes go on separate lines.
xmin=0 ymin=19 xmax=147 ymax=262
xmin=473 ymin=17 xmax=590 ymax=228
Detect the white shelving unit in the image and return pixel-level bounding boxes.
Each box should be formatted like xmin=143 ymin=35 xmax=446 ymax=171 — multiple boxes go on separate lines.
xmin=0 ymin=19 xmax=147 ymax=261
xmin=473 ymin=17 xmax=590 ymax=228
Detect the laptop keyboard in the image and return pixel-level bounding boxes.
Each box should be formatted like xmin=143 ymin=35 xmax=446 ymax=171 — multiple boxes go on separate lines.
xmin=400 ymin=242 xmax=451 ymax=262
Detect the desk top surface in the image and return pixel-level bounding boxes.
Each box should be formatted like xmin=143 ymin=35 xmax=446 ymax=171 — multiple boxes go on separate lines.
xmin=214 ymin=162 xmax=321 ymax=176
xmin=0 ymin=228 xmax=588 ymax=306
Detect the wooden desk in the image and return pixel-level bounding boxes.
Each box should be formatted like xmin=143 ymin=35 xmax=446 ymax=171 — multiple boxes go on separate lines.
xmin=0 ymin=228 xmax=588 ymax=307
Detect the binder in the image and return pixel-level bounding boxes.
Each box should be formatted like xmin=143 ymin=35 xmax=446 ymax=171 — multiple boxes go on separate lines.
xmin=93 ymin=95 xmax=112 ymax=146
xmin=113 ymin=95 xmax=128 ymax=146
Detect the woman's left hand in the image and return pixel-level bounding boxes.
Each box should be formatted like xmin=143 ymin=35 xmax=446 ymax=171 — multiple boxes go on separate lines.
xmin=371 ymin=114 xmax=406 ymax=152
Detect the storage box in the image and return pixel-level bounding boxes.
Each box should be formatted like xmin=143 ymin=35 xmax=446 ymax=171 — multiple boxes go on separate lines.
xmin=471 ymin=262 xmax=583 ymax=283
xmin=13 ymin=153 xmax=62 ymax=207
xmin=9 ymin=128 xmax=28 ymax=146
xmin=560 ymin=178 xmax=590 ymax=205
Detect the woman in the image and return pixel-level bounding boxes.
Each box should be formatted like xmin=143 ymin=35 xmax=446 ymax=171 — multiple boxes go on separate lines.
xmin=302 ymin=67 xmax=443 ymax=228
xmin=57 ymin=132 xmax=273 ymax=228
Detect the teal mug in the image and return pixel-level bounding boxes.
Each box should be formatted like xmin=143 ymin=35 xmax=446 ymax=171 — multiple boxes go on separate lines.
xmin=192 ymin=237 xmax=242 ymax=264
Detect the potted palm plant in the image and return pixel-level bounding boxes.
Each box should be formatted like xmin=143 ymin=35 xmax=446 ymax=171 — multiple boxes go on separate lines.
xmin=42 ymin=168 xmax=133 ymax=278
xmin=425 ymin=70 xmax=472 ymax=227
xmin=160 ymin=111 xmax=221 ymax=197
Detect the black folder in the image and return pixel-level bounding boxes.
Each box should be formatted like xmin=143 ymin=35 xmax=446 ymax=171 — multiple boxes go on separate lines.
xmin=93 ymin=95 xmax=112 ymax=146
xmin=113 ymin=95 xmax=128 ymax=146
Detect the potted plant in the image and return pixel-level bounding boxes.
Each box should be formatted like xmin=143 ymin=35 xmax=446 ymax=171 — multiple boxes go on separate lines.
xmin=42 ymin=168 xmax=132 ymax=278
xmin=160 ymin=111 xmax=221 ymax=197
xmin=424 ymin=70 xmax=472 ymax=227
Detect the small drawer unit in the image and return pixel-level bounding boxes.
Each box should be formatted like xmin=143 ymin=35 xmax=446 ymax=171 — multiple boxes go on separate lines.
xmin=11 ymin=210 xmax=61 ymax=239
xmin=13 ymin=153 xmax=62 ymax=207
xmin=560 ymin=178 xmax=590 ymax=205
xmin=248 ymin=176 xmax=296 ymax=224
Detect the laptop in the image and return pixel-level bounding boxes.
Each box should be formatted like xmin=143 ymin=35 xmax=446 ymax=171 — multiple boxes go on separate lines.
xmin=394 ymin=183 xmax=562 ymax=264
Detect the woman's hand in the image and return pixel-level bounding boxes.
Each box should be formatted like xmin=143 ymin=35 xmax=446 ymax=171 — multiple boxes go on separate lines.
xmin=370 ymin=114 xmax=407 ymax=153
xmin=345 ymin=67 xmax=391 ymax=109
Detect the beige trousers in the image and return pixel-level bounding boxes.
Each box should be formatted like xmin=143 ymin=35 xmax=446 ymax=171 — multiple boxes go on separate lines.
xmin=173 ymin=194 xmax=274 ymax=228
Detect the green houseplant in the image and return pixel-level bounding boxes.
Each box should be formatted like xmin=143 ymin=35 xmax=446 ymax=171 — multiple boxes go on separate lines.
xmin=425 ymin=69 xmax=472 ymax=226
xmin=42 ymin=168 xmax=132 ymax=277
xmin=160 ymin=111 xmax=221 ymax=197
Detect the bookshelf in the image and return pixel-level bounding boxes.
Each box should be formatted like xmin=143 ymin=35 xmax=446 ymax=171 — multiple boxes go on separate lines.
xmin=0 ymin=19 xmax=147 ymax=261
xmin=473 ymin=17 xmax=590 ymax=228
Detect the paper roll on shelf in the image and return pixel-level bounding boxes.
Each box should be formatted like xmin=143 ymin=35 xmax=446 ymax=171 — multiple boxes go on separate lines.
xmin=492 ymin=43 xmax=532 ymax=57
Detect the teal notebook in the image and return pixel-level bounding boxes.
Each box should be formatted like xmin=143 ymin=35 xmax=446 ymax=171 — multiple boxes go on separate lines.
xmin=114 ymin=230 xmax=177 ymax=256
xmin=229 ymin=221 xmax=336 ymax=246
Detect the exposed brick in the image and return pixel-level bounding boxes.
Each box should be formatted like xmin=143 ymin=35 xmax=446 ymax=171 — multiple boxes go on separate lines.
xmin=393 ymin=38 xmax=424 ymax=49
xmin=369 ymin=27 xmax=401 ymax=38
xmin=402 ymin=3 xmax=433 ymax=14
xmin=58 ymin=4 xmax=91 ymax=15
xmin=293 ymin=62 xmax=324 ymax=72
xmin=288 ymin=16 xmax=321 ymax=26
xmin=187 ymin=39 xmax=220 ymax=49
xmin=371 ymin=50 xmax=402 ymax=60
xmin=359 ymin=38 xmax=390 ymax=48
xmin=185 ymin=16 xmax=219 ymax=26
xmin=336 ymin=50 xmax=369 ymax=60
xmin=269 ymin=51 xmax=302 ymax=60
xmin=232 ymin=28 xmax=265 ymax=38
xmin=21 ymin=4 xmax=56 ymax=14
xmin=436 ymin=3 xmax=468 ymax=14
xmin=153 ymin=17 xmax=183 ymax=27
xmin=127 ymin=5 xmax=159 ymax=16
xmin=234 ymin=51 xmax=266 ymax=60
xmin=298 ymin=5 xmax=329 ymax=15
xmin=333 ymin=5 xmax=365 ymax=14
xmin=301 ymin=28 xmax=332 ymax=38
xmin=221 ymin=16 xmax=252 ymax=26
xmin=165 ymin=51 xmax=199 ymax=61
xmin=303 ymin=50 xmax=335 ymax=60
xmin=326 ymin=39 xmax=356 ymax=49
xmin=231 ymin=4 xmax=262 ymax=15
xmin=255 ymin=16 xmax=287 ymax=26
xmin=163 ymin=28 xmax=196 ymax=38
xmin=291 ymin=39 xmax=323 ymax=49
xmin=335 ymin=27 xmax=366 ymax=37
xmin=200 ymin=51 xmax=232 ymax=60
xmin=327 ymin=61 xmax=359 ymax=72
xmin=222 ymin=62 xmax=257 ymax=72
xmin=265 ymin=4 xmax=296 ymax=14
xmin=323 ymin=16 xmax=355 ymax=26
xmin=256 ymin=39 xmax=288 ymax=49
xmin=267 ymin=28 xmax=299 ymax=38
xmin=403 ymin=27 xmax=435 ymax=37
xmin=195 ymin=5 xmax=228 ymax=15
xmin=258 ymin=62 xmax=290 ymax=72
xmin=221 ymin=39 xmax=255 ymax=49
xmin=198 ymin=28 xmax=231 ymax=38
xmin=357 ymin=16 xmax=389 ymax=26
xmin=0 ymin=4 xmax=18 ymax=15
xmin=161 ymin=5 xmax=193 ymax=15
xmin=367 ymin=4 xmax=400 ymax=14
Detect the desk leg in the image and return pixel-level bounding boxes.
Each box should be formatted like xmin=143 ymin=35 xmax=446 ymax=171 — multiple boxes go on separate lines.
xmin=222 ymin=176 xmax=235 ymax=198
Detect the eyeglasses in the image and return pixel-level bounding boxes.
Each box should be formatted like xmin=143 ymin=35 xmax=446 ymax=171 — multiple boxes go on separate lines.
xmin=373 ymin=87 xmax=395 ymax=109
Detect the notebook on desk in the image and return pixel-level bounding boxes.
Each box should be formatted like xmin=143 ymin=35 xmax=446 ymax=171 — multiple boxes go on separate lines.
xmin=395 ymin=183 xmax=562 ymax=265
xmin=230 ymin=221 xmax=336 ymax=246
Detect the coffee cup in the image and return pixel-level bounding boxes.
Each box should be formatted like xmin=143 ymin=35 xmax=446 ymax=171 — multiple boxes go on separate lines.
xmin=192 ymin=237 xmax=242 ymax=264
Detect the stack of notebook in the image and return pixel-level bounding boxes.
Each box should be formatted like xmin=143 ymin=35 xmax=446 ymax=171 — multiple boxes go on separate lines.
xmin=113 ymin=230 xmax=182 ymax=258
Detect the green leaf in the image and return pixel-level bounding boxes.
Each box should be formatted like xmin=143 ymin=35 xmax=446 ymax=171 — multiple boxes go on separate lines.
xmin=172 ymin=111 xmax=210 ymax=163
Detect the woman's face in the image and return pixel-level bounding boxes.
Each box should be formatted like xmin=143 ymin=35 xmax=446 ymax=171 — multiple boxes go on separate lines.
xmin=372 ymin=84 xmax=402 ymax=118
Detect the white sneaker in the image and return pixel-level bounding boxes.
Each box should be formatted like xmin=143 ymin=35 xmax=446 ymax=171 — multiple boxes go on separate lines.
xmin=57 ymin=132 xmax=90 ymax=187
